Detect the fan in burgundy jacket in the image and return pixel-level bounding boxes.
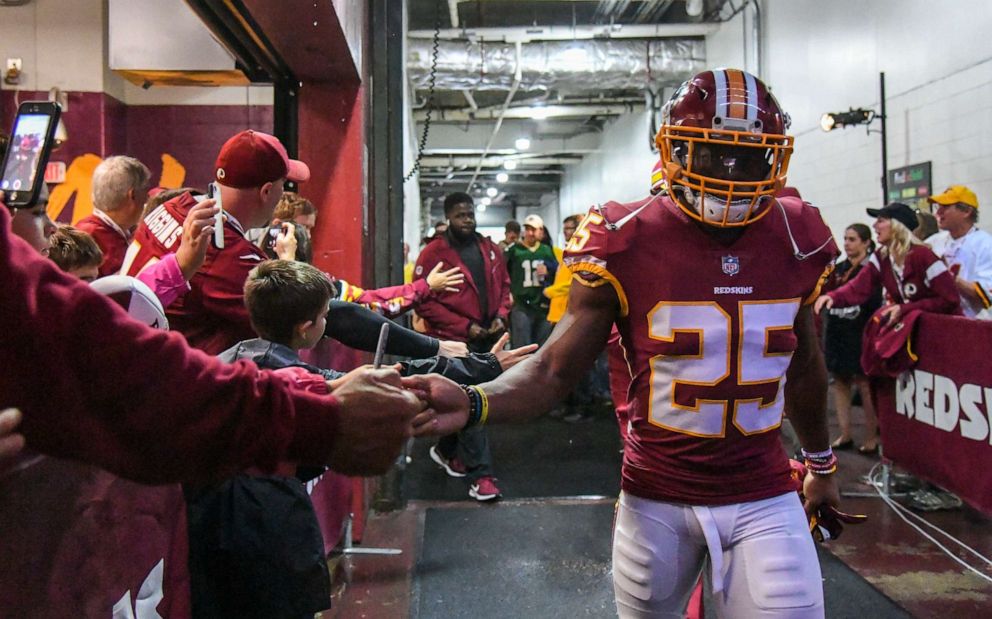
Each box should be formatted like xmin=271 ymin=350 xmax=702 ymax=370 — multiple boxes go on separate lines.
xmin=815 ymin=203 xmax=961 ymax=323
xmin=414 ymin=222 xmax=511 ymax=343
xmin=76 ymin=156 xmax=153 ymax=277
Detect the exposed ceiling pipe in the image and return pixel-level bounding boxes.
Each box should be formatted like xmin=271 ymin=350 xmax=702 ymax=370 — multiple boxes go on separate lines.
xmin=415 ymin=102 xmax=642 ymax=122
xmin=462 ymin=90 xmax=479 ymax=111
xmin=424 ymin=170 xmax=567 ymax=177
xmin=426 ymin=148 xmax=598 ymax=156
xmin=631 ymin=0 xmax=658 ymax=23
xmin=408 ymin=38 xmax=705 ymax=92
xmin=407 ymin=22 xmax=718 ymax=42
xmin=448 ymin=0 xmax=460 ymax=28
xmin=421 ymin=156 xmax=582 ymax=167
xmin=750 ymin=0 xmax=762 ymax=78
xmin=466 ymin=41 xmax=523 ymax=193
xmin=592 ymin=0 xmax=614 ymax=22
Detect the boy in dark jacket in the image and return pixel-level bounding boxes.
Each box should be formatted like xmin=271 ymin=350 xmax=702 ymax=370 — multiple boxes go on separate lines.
xmin=190 ymin=260 xmax=533 ymax=618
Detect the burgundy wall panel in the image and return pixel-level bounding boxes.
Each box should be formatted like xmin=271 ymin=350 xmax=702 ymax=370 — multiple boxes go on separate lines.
xmin=2 ymin=89 xmax=272 ymax=192
xmin=1 ymin=90 xmax=121 ymax=165
xmin=125 ymin=104 xmax=273 ymax=190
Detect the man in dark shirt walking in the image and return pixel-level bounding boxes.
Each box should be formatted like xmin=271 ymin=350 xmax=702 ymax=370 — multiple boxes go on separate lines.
xmin=415 ymin=192 xmax=513 ymax=501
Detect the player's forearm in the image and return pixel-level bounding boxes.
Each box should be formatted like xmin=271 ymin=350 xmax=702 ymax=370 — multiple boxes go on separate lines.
xmin=785 ymin=306 xmax=831 ymax=453
xmin=480 ymin=348 xmax=569 ymax=422
xmin=480 ymin=287 xmax=615 ymax=423
xmin=784 ymin=350 xmax=830 ymax=453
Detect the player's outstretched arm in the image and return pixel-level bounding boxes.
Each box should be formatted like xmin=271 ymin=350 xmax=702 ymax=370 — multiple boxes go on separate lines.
xmin=406 ymin=282 xmax=617 ymax=437
xmin=482 ymin=279 xmax=618 ymax=424
xmin=785 ymin=305 xmax=841 ymax=514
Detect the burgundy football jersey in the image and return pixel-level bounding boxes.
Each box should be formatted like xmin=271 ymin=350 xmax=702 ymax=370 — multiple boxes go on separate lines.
xmin=122 ymin=192 xmax=265 ymax=354
xmin=564 ymin=194 xmax=838 ymax=505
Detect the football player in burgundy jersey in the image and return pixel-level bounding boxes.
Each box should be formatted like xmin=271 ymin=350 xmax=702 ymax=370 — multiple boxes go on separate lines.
xmin=411 ymin=69 xmax=843 ymax=618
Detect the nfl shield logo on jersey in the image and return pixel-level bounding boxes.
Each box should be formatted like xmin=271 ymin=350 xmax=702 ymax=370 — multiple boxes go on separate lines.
xmin=721 ymin=255 xmax=741 ymax=277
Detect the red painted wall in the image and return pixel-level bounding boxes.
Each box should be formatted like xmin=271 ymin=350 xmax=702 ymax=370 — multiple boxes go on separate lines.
xmin=299 ymin=82 xmax=366 ymax=285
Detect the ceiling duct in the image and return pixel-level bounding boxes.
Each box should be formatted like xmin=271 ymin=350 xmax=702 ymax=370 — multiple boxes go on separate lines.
xmin=408 ymin=38 xmax=704 ymax=93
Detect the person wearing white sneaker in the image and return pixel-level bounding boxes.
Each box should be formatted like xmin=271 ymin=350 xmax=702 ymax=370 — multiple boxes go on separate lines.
xmin=429 ymin=444 xmax=466 ymax=478
xmin=469 ymin=476 xmax=501 ymax=502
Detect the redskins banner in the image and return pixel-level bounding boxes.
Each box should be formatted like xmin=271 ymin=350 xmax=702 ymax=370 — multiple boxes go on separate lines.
xmin=875 ymin=313 xmax=992 ymax=515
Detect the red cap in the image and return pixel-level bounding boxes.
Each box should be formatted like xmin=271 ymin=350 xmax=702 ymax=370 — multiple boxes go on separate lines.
xmin=214 ymin=130 xmax=310 ymax=188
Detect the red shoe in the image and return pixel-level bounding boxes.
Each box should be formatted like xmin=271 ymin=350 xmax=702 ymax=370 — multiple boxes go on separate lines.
xmin=429 ymin=445 xmax=466 ymax=478
xmin=469 ymin=476 xmax=501 ymax=502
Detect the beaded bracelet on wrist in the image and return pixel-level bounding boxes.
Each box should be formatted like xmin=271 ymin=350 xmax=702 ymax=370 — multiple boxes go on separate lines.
xmin=461 ymin=385 xmax=489 ymax=428
xmin=801 ymin=447 xmax=838 ymax=475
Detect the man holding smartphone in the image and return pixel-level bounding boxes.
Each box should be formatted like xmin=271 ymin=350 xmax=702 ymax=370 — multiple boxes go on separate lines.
xmin=124 ymin=130 xmax=309 ymax=354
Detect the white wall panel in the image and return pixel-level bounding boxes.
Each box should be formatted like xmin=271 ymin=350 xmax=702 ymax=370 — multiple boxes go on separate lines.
xmin=763 ymin=0 xmax=992 ymax=237
xmin=0 ymin=0 xmax=106 ymax=93
xmin=508 ymin=0 xmax=992 ymax=245
xmin=0 ymin=0 xmax=274 ymax=106
xmin=560 ymin=111 xmax=658 ymax=219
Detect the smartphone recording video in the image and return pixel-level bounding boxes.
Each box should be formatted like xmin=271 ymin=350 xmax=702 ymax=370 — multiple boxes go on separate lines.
xmin=0 ymin=101 xmax=61 ymax=209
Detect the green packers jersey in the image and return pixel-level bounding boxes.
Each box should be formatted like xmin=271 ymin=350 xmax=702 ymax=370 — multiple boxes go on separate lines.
xmin=505 ymin=242 xmax=558 ymax=311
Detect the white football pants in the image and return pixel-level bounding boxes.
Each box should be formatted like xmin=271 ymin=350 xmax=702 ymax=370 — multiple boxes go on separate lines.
xmin=613 ymin=491 xmax=824 ymax=619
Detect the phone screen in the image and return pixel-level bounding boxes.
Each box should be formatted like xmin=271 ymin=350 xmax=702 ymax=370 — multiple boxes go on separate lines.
xmin=1 ymin=113 xmax=54 ymax=194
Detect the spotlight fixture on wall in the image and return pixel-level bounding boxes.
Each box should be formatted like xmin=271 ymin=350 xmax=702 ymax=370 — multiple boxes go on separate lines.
xmin=819 ymin=108 xmax=874 ymax=132
xmin=820 ymin=73 xmax=889 ymax=203
xmin=496 ymin=172 xmax=509 ymax=183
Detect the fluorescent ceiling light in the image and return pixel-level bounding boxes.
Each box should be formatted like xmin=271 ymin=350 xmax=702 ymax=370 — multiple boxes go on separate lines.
xmin=504 ymin=160 xmax=518 ymax=170
xmin=496 ymin=172 xmax=509 ymax=183
xmin=486 ymin=187 xmax=498 ymax=198
xmin=515 ymin=137 xmax=531 ymax=150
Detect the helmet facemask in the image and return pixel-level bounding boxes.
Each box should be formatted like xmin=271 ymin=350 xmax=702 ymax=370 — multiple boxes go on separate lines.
xmin=657 ymin=69 xmax=795 ymax=227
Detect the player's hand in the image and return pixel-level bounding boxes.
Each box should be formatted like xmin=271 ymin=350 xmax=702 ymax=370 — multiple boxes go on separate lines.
xmin=0 ymin=408 xmax=26 ymax=475
xmin=535 ymin=261 xmax=549 ymax=277
xmin=400 ymin=374 xmax=470 ymax=436
xmin=426 ymin=262 xmax=464 ymax=293
xmin=275 ymin=222 xmax=298 ymax=261
xmin=438 ymin=339 xmax=469 ymax=358
xmin=325 ymin=367 xmax=424 ymax=475
xmin=802 ymin=472 xmax=841 ymax=518
xmin=467 ymin=323 xmax=486 ymax=341
xmin=489 ymin=333 xmax=537 ymax=371
xmin=813 ymin=295 xmax=833 ymax=315
xmin=880 ymin=303 xmax=902 ymax=326
xmin=176 ymin=199 xmax=219 ymax=280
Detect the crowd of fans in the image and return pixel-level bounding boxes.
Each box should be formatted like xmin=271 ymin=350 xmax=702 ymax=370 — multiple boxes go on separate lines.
xmin=1 ymin=119 xmax=990 ymax=615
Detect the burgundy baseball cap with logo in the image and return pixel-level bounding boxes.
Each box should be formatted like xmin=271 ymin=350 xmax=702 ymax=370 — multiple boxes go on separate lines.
xmin=214 ymin=130 xmax=310 ymax=188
